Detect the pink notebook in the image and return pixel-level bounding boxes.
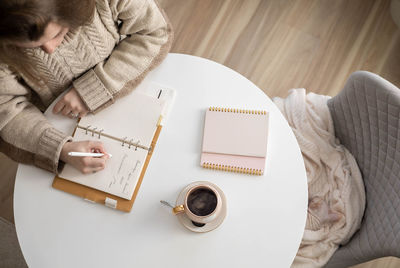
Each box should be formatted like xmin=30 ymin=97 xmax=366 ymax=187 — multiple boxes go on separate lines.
xmin=201 ymin=107 xmax=269 ymax=175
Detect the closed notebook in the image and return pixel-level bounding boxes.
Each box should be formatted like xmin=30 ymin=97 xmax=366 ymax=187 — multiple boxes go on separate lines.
xmin=201 ymin=107 xmax=269 ymax=175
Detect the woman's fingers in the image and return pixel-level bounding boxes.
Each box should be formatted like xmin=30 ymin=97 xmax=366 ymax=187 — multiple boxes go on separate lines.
xmin=52 ymin=88 xmax=89 ymax=118
xmin=63 ymin=106 xmax=74 ymax=116
xmin=89 ymin=141 xmax=106 ymax=153
xmin=78 ymin=111 xmax=88 ymax=118
xmin=85 ymin=157 xmax=106 ymax=168
xmin=81 ymin=157 xmax=107 ymax=174
xmin=60 ymin=140 xmax=111 ymax=174
xmin=53 ymin=101 xmax=65 ymax=114
xmin=91 ymin=165 xmax=106 ymax=173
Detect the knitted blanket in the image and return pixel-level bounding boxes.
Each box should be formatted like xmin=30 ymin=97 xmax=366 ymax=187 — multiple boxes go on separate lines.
xmin=273 ymin=89 xmax=366 ymax=268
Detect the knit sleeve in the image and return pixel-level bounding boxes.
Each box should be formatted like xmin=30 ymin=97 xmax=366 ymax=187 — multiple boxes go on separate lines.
xmin=0 ymin=64 xmax=72 ymax=173
xmin=72 ymin=0 xmax=173 ymax=112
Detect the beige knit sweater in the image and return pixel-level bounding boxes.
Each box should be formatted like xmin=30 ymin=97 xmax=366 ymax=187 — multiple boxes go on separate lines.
xmin=0 ymin=0 xmax=173 ymax=173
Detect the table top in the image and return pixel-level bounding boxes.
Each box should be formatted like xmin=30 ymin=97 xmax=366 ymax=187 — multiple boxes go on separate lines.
xmin=14 ymin=53 xmax=308 ymax=268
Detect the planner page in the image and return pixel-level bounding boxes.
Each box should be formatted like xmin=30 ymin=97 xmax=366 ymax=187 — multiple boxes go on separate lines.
xmin=59 ymin=91 xmax=163 ymax=200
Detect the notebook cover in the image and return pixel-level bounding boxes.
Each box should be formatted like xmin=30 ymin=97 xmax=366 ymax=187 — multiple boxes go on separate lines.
xmin=201 ymin=107 xmax=269 ymax=175
xmin=52 ymin=125 xmax=162 ymax=212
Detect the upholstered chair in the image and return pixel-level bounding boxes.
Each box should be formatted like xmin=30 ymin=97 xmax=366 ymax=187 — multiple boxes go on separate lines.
xmin=325 ymin=71 xmax=400 ymax=267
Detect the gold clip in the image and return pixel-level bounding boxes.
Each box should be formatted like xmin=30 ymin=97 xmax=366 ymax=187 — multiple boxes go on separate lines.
xmin=134 ymin=140 xmax=140 ymax=151
xmin=85 ymin=125 xmax=91 ymax=135
xmin=98 ymin=129 xmax=104 ymax=139
xmin=128 ymin=139 xmax=133 ymax=149
xmin=91 ymin=127 xmax=97 ymax=137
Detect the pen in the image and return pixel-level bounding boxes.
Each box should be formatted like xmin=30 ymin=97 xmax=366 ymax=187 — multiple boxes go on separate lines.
xmin=68 ymin=152 xmax=112 ymax=158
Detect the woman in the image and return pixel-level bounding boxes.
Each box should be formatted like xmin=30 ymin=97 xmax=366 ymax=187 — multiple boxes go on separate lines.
xmin=0 ymin=0 xmax=173 ymax=174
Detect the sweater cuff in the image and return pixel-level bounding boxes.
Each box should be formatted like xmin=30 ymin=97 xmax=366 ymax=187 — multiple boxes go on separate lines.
xmin=35 ymin=128 xmax=72 ymax=174
xmin=73 ymin=69 xmax=113 ymax=111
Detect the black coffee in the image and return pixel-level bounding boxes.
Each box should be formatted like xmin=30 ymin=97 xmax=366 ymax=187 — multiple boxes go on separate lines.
xmin=187 ymin=188 xmax=217 ymax=216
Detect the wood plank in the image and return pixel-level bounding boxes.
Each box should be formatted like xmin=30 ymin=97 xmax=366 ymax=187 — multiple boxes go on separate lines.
xmin=159 ymin=0 xmax=400 ymax=98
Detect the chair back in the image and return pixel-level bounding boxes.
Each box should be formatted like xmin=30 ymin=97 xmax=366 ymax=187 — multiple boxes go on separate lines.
xmin=325 ymin=71 xmax=400 ymax=267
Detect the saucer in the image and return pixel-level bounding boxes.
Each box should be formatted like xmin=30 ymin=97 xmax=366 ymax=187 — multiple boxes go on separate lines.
xmin=175 ymin=181 xmax=227 ymax=233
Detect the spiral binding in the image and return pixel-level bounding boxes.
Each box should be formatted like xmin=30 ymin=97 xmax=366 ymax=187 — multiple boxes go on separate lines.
xmin=77 ymin=125 xmax=149 ymax=151
xmin=202 ymin=162 xmax=263 ymax=175
xmin=208 ymin=107 xmax=267 ymax=115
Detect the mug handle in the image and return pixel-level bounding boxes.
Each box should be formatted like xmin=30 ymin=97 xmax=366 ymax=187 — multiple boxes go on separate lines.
xmin=173 ymin=205 xmax=185 ymax=215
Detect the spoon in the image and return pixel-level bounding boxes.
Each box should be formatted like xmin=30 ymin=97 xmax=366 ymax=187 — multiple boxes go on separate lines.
xmin=160 ymin=200 xmax=174 ymax=208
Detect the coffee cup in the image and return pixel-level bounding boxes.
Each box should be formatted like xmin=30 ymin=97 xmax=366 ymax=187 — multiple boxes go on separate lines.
xmin=173 ymin=183 xmax=222 ymax=227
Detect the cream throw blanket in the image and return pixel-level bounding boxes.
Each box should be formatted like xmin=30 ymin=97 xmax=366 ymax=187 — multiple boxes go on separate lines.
xmin=273 ymin=89 xmax=366 ymax=268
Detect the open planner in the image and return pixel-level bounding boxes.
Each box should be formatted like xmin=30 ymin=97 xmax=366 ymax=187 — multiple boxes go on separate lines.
xmin=201 ymin=107 xmax=269 ymax=175
xmin=53 ymin=82 xmax=175 ymax=212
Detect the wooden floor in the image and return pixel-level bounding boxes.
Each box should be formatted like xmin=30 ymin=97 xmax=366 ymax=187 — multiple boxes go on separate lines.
xmin=159 ymin=0 xmax=400 ymax=98
xmin=1 ymin=0 xmax=399 ymax=267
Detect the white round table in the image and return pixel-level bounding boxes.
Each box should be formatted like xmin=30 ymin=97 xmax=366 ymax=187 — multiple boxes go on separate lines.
xmin=14 ymin=53 xmax=308 ymax=268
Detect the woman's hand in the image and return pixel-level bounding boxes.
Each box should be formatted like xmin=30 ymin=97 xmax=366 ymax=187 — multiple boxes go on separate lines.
xmin=53 ymin=88 xmax=89 ymax=118
xmin=60 ymin=141 xmax=110 ymax=174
